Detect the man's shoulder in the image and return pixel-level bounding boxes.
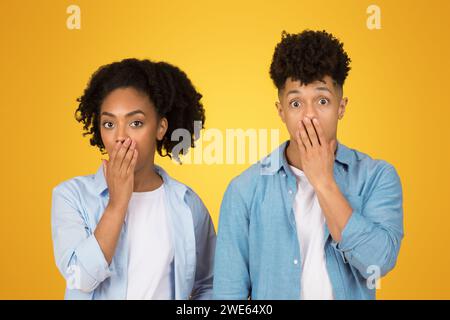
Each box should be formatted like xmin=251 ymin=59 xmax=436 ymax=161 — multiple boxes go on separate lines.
xmin=342 ymin=144 xmax=401 ymax=193
xmin=346 ymin=145 xmax=398 ymax=175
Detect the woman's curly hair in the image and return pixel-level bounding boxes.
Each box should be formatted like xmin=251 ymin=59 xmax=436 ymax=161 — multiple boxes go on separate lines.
xmin=75 ymin=58 xmax=205 ymax=161
xmin=270 ymin=30 xmax=351 ymax=89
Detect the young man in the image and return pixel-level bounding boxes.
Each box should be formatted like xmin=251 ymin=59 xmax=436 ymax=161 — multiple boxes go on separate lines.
xmin=213 ymin=30 xmax=404 ymax=300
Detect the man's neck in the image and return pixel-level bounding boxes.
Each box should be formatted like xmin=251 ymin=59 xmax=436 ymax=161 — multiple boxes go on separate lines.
xmin=285 ymin=140 xmax=304 ymax=171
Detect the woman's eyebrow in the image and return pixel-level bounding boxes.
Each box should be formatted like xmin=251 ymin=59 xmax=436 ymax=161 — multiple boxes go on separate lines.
xmin=100 ymin=111 xmax=116 ymax=117
xmin=100 ymin=109 xmax=145 ymax=118
xmin=125 ymin=109 xmax=145 ymax=117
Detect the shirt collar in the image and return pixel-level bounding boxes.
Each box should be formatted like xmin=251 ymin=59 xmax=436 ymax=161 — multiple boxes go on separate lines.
xmin=93 ymin=164 xmax=107 ymax=195
xmin=93 ymin=163 xmax=184 ymax=195
xmin=260 ymin=139 xmax=353 ymax=176
xmin=334 ymin=141 xmax=354 ymax=166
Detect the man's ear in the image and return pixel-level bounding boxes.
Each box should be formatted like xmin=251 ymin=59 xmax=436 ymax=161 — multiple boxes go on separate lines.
xmin=275 ymin=101 xmax=286 ymax=123
xmin=156 ymin=117 xmax=168 ymax=141
xmin=338 ymin=97 xmax=348 ymax=120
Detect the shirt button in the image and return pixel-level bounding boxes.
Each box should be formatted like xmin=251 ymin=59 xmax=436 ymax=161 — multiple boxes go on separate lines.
xmin=288 ymin=189 xmax=293 ymax=195
xmin=293 ymin=259 xmax=298 ymax=265
xmin=282 ymin=173 xmax=286 ymax=177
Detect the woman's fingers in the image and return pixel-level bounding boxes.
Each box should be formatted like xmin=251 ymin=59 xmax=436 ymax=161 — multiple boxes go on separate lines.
xmin=106 ymin=138 xmax=136 ymax=187
xmin=126 ymin=149 xmax=138 ymax=176
xmin=102 ymin=159 xmax=108 ymax=177
xmin=109 ymin=140 xmax=122 ymax=167
xmin=113 ymin=138 xmax=131 ymax=171
xmin=120 ymin=140 xmax=136 ymax=175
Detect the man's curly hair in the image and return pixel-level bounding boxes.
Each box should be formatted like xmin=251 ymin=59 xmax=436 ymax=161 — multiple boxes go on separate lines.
xmin=75 ymin=58 xmax=205 ymax=160
xmin=270 ymin=30 xmax=351 ymax=90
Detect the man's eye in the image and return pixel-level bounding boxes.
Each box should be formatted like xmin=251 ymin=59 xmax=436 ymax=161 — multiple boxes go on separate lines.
xmin=130 ymin=120 xmax=143 ymax=127
xmin=290 ymin=101 xmax=301 ymax=108
xmin=318 ymin=98 xmax=329 ymax=105
xmin=102 ymin=122 xmax=114 ymax=129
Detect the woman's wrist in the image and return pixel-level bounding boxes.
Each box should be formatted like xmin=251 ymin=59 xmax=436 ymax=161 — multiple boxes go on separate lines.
xmin=106 ymin=199 xmax=128 ymax=216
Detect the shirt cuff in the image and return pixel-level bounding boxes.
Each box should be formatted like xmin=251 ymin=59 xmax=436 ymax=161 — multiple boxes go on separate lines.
xmin=75 ymin=234 xmax=112 ymax=283
xmin=331 ymin=212 xmax=373 ymax=264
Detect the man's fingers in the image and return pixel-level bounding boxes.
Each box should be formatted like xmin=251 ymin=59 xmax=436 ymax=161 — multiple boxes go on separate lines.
xmin=312 ymin=118 xmax=325 ymax=146
xmin=303 ymin=117 xmax=319 ymax=147
xmin=295 ymin=128 xmax=306 ymax=154
xmin=299 ymin=120 xmax=312 ymax=149
xmin=330 ymin=139 xmax=338 ymax=155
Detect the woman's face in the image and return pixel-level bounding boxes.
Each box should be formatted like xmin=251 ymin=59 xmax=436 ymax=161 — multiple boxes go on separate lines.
xmin=99 ymin=87 xmax=167 ymax=172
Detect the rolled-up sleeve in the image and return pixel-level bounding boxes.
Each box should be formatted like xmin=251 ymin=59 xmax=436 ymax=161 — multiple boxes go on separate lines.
xmin=331 ymin=163 xmax=404 ymax=279
xmin=51 ymin=185 xmax=112 ymax=293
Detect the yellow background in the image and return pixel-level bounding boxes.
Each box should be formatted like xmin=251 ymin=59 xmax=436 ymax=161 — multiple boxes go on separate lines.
xmin=1 ymin=0 xmax=449 ymax=299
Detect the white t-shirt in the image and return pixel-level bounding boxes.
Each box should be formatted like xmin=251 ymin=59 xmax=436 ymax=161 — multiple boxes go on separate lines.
xmin=289 ymin=165 xmax=334 ymax=300
xmin=125 ymin=184 xmax=175 ymax=300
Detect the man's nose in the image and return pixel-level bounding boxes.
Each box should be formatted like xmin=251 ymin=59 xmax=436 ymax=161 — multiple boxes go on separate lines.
xmin=303 ymin=103 xmax=317 ymax=119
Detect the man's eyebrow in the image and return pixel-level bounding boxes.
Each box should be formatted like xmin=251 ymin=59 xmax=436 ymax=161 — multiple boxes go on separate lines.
xmin=286 ymin=89 xmax=302 ymax=96
xmin=100 ymin=109 xmax=146 ymax=117
xmin=315 ymin=86 xmax=332 ymax=93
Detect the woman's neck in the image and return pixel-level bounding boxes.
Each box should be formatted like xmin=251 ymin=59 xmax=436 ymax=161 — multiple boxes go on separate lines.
xmin=133 ymin=164 xmax=163 ymax=192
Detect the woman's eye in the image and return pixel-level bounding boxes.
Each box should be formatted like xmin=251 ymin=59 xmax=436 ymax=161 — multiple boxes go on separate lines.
xmin=290 ymin=100 xmax=301 ymax=108
xmin=130 ymin=120 xmax=143 ymax=127
xmin=318 ymin=98 xmax=329 ymax=105
xmin=102 ymin=122 xmax=114 ymax=129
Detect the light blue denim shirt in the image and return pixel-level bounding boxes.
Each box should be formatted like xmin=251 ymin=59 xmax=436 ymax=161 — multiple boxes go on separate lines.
xmin=51 ymin=164 xmax=216 ymax=300
xmin=213 ymin=141 xmax=403 ymax=300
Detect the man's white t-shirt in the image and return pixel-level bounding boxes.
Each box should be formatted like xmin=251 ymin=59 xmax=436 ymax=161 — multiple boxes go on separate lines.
xmin=125 ymin=184 xmax=175 ymax=300
xmin=289 ymin=165 xmax=334 ymax=300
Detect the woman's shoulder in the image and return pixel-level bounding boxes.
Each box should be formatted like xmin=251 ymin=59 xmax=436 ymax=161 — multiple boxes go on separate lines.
xmin=52 ymin=171 xmax=99 ymax=201
xmin=156 ymin=166 xmax=209 ymax=218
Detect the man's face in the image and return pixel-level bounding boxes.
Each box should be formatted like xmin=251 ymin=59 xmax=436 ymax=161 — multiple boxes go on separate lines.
xmin=99 ymin=87 xmax=167 ymax=172
xmin=276 ymin=75 xmax=347 ymax=145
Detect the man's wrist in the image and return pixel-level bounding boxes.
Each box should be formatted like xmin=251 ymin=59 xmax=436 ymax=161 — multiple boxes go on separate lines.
xmin=314 ymin=177 xmax=339 ymax=195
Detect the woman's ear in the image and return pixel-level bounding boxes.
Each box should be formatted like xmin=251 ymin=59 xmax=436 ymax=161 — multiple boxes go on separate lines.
xmin=156 ymin=117 xmax=168 ymax=141
xmin=338 ymin=97 xmax=348 ymax=120
xmin=276 ymin=101 xmax=286 ymax=123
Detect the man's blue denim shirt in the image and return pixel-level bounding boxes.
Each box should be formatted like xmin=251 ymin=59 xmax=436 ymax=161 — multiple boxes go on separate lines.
xmin=51 ymin=165 xmax=216 ymax=300
xmin=213 ymin=141 xmax=403 ymax=299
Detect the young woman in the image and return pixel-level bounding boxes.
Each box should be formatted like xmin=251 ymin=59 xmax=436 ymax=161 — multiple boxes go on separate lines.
xmin=51 ymin=58 xmax=215 ymax=300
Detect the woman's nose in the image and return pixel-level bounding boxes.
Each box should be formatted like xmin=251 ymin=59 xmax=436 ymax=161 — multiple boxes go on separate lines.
xmin=115 ymin=129 xmax=128 ymax=144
